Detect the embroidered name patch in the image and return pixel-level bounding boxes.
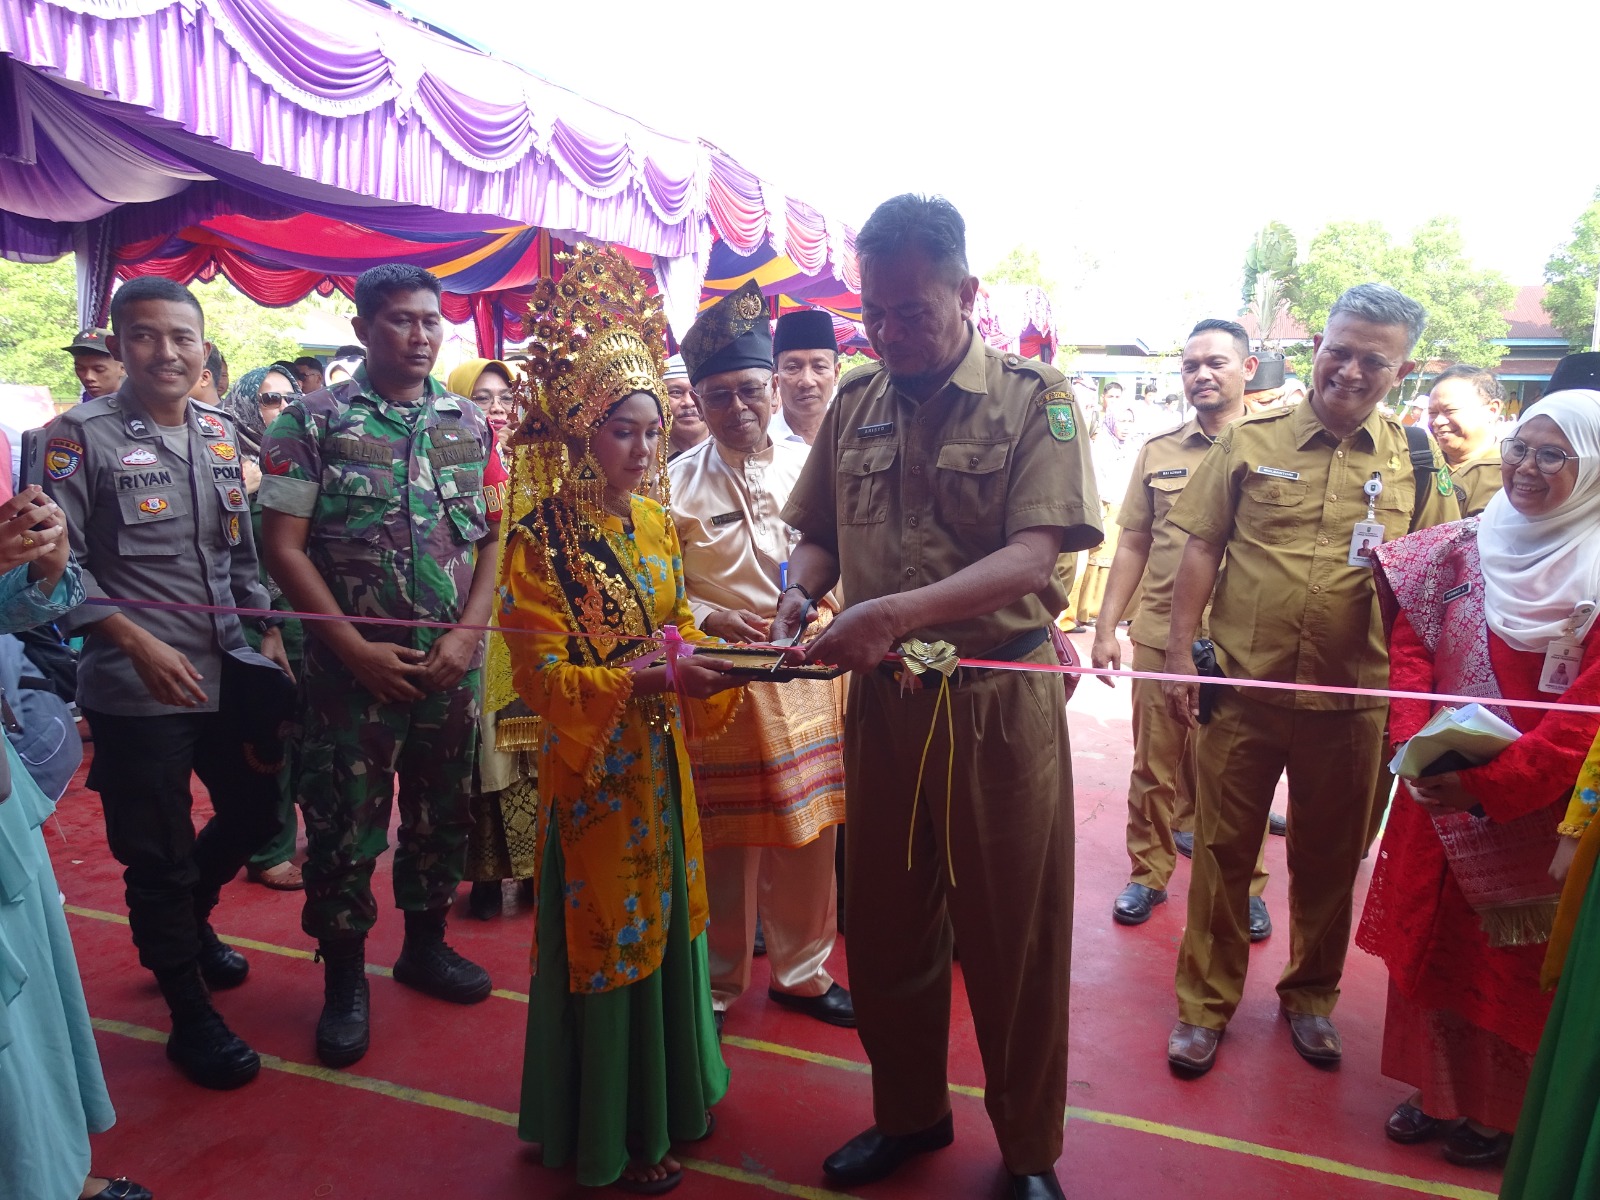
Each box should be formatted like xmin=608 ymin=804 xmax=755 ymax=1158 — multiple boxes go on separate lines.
xmin=710 ymin=511 xmax=744 ymax=527
xmin=1255 ymin=465 xmax=1301 ymax=480
xmin=857 ymin=421 xmax=895 ymax=439
xmin=45 ymin=438 xmax=84 ymax=480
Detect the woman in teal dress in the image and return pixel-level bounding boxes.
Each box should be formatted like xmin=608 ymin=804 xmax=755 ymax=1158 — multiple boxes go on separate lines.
xmin=0 ymin=485 xmax=151 ymax=1200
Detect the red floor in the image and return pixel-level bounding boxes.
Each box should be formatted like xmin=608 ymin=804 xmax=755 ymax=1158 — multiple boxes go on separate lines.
xmin=47 ymin=632 xmax=1504 ymax=1200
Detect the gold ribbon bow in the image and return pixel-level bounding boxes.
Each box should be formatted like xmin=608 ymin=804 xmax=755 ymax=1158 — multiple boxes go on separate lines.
xmin=900 ymin=639 xmax=960 ymax=887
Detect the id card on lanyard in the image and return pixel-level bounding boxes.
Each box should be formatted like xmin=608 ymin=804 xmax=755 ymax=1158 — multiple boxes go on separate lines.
xmin=1541 ymin=602 xmax=1596 ymax=695
xmin=1347 ymin=474 xmax=1387 ymax=568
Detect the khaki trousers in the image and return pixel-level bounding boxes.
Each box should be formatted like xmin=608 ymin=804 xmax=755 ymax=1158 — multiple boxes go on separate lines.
xmin=1365 ymin=709 xmax=1396 ymax=850
xmin=1175 ymin=686 xmax=1385 ymax=1029
xmin=705 ymin=828 xmax=838 ymax=1009
xmin=845 ymin=647 xmax=1072 ymax=1175
xmin=1126 ymin=643 xmax=1269 ymax=894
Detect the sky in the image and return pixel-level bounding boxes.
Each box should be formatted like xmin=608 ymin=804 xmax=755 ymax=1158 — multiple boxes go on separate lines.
xmin=407 ymin=0 xmax=1600 ymax=345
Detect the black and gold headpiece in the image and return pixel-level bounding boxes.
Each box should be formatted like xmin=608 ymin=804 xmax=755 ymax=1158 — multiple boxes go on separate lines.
xmin=681 ymin=279 xmax=773 ymax=385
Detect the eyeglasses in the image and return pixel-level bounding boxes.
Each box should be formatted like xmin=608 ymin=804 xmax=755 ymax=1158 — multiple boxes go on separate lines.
xmin=1318 ymin=346 xmax=1402 ymax=376
xmin=698 ymin=382 xmax=770 ymax=411
xmin=257 ymin=392 xmax=296 ymax=405
xmin=1502 ymin=438 xmax=1577 ymax=475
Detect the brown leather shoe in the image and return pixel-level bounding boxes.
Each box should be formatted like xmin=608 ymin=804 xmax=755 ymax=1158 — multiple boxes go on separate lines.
xmin=1282 ymin=1008 xmax=1342 ymax=1064
xmin=1167 ymin=1021 xmax=1222 ymax=1075
xmin=247 ymin=861 xmax=304 ymax=891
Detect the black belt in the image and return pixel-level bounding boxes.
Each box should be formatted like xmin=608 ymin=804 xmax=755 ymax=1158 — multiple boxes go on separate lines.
xmin=878 ymin=626 xmax=1050 ymax=687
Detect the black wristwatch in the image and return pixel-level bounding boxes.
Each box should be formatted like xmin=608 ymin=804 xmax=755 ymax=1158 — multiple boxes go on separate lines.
xmin=781 ymin=583 xmax=812 ymax=604
xmin=252 ymin=614 xmax=286 ymax=634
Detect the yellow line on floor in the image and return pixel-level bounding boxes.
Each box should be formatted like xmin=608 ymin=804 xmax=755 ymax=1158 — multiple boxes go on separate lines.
xmin=73 ymin=908 xmax=1496 ymax=1199
xmin=1061 ymin=1107 xmax=1496 ymax=1200
xmin=90 ymin=1017 xmax=854 ymax=1200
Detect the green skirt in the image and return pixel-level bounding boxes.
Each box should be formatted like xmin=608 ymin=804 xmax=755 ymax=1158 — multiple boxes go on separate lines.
xmin=518 ymin=784 xmax=729 ymax=1188
xmin=1500 ymin=862 xmax=1600 ymax=1198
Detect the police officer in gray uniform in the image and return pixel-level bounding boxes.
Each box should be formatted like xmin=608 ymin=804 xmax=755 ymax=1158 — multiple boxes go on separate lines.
xmin=43 ymin=277 xmax=295 ymax=1091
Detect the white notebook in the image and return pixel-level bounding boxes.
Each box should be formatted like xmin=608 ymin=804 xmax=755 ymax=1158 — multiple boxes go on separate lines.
xmin=1390 ymin=703 xmax=1522 ymax=780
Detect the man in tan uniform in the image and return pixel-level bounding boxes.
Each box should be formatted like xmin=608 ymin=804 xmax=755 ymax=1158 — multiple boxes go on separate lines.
xmin=774 ymin=194 xmax=1099 ymax=1200
xmin=1091 ymin=320 xmax=1270 ymax=936
xmin=1161 ymin=284 xmax=1459 ymax=1075
xmin=1426 ymin=363 xmax=1503 ymax=516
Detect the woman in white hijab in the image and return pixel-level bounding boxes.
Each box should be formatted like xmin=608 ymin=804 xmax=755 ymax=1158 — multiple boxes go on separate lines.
xmin=1356 ymin=390 xmax=1600 ymax=1169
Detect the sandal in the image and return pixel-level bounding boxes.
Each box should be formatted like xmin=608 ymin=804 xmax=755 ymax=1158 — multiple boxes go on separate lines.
xmin=614 ymin=1162 xmax=683 ymax=1194
xmin=247 ymin=861 xmax=303 ymax=891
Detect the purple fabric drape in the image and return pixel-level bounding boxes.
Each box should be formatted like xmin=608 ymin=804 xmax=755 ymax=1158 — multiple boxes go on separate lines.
xmin=0 ymin=0 xmax=858 ymax=297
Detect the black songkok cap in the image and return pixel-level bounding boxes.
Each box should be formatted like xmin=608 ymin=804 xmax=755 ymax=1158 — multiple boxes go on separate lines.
xmin=1246 ymin=351 xmax=1286 ymax=392
xmin=1546 ymin=351 xmax=1600 ymax=396
xmin=773 ymin=309 xmax=839 ymax=357
xmin=681 ymin=280 xmax=773 ymax=385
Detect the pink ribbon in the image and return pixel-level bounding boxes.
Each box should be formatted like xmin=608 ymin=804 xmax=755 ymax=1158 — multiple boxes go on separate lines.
xmin=78 ymin=596 xmax=1600 ymax=715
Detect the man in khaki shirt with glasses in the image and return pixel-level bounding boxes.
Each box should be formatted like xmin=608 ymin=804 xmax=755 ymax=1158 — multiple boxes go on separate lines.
xmin=774 ymin=194 xmax=1099 ymax=1200
xmin=1161 ymin=284 xmax=1458 ymax=1076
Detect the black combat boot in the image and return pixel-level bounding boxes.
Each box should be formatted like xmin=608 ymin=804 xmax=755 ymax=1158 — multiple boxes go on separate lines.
xmin=196 ymin=922 xmax=249 ymax=990
xmin=314 ymin=938 xmax=370 ymax=1068
xmin=157 ymin=964 xmax=260 ymax=1090
xmin=392 ymin=910 xmax=491 ymax=1004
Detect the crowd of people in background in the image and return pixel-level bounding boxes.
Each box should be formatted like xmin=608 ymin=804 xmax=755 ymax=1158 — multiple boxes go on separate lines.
xmin=4 ymin=191 xmax=1600 ymax=1200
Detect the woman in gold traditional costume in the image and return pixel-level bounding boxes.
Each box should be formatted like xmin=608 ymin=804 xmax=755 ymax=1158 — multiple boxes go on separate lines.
xmin=497 ymin=245 xmax=742 ymax=1193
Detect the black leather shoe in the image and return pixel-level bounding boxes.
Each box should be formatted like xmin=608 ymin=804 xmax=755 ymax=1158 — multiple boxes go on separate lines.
xmin=1268 ymin=811 xmax=1287 ymax=836
xmin=393 ymin=929 xmax=492 ymax=1004
xmin=1442 ymin=1123 xmax=1511 ymax=1167
xmin=769 ymin=982 xmax=855 ymax=1027
xmin=1113 ymin=882 xmax=1166 ymax=926
xmin=166 ymin=1007 xmax=260 ymax=1089
xmin=1248 ymin=896 xmax=1272 ymax=942
xmin=1010 ymin=1171 xmax=1066 ymax=1199
xmin=1385 ymin=1100 xmax=1442 ymax=1144
xmin=316 ymin=941 xmax=371 ymax=1068
xmin=197 ymin=925 xmax=248 ymax=990
xmin=1174 ymin=831 xmax=1194 ymax=859
xmin=822 ymin=1112 xmax=955 ymax=1186
xmin=86 ymin=1178 xmax=154 ymax=1200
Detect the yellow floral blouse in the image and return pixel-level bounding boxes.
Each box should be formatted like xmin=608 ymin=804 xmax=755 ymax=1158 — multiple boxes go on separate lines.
xmin=499 ymin=494 xmax=737 ymax=994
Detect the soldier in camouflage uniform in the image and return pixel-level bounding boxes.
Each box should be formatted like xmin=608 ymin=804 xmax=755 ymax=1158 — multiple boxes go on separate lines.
xmin=258 ymin=264 xmax=500 ymax=1067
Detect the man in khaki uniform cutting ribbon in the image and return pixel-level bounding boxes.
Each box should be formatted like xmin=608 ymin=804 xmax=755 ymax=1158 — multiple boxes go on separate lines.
xmin=773 ymin=194 xmax=1100 ymax=1200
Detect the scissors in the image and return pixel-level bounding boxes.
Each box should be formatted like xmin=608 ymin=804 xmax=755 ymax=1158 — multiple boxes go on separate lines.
xmin=768 ymin=597 xmax=817 ymax=673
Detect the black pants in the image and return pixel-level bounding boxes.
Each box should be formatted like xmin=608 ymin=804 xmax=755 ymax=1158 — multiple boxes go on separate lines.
xmin=83 ymin=663 xmax=283 ymax=975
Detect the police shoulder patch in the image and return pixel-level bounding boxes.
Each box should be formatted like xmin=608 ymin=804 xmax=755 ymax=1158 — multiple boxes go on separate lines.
xmin=45 ymin=437 xmax=85 ymax=480
xmin=1040 ymin=390 xmax=1077 ymax=442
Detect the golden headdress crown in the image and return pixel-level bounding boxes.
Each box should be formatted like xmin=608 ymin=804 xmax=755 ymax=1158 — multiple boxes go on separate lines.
xmin=511 ymin=243 xmax=669 ymax=446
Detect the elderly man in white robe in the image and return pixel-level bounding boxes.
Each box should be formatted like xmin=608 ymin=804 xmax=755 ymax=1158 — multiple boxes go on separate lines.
xmin=669 ymin=285 xmax=853 ymax=1033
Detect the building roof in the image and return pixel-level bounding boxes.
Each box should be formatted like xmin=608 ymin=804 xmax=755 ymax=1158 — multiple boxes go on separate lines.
xmin=1503 ymin=285 xmax=1561 ymax=339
